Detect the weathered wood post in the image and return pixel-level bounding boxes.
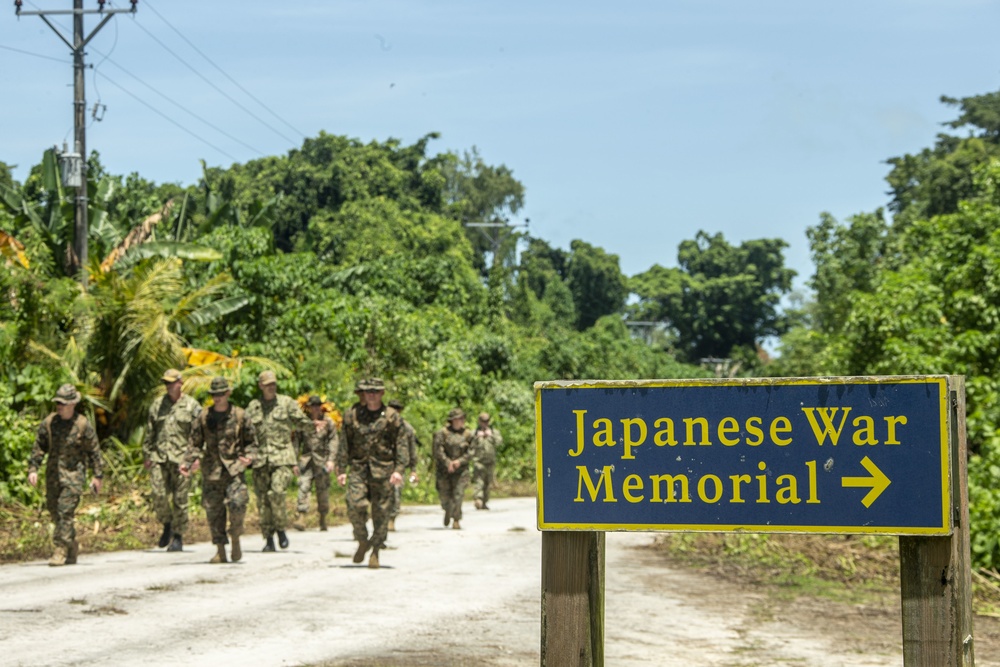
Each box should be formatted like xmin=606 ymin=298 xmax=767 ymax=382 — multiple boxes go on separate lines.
xmin=540 ymin=531 xmax=605 ymax=667
xmin=899 ymin=376 xmax=975 ymax=666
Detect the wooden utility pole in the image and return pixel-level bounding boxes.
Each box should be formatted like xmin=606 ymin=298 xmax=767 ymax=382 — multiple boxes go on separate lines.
xmin=15 ymin=0 xmax=138 ymax=287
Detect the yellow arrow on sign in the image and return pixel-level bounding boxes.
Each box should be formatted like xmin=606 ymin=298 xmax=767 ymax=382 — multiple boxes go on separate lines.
xmin=841 ymin=456 xmax=891 ymax=508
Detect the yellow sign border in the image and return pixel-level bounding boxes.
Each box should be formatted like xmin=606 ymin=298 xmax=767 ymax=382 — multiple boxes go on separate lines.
xmin=535 ymin=375 xmax=952 ymax=535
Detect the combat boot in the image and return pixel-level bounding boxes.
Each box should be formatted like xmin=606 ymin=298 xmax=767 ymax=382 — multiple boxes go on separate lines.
xmin=318 ymin=513 xmax=328 ymax=532
xmin=230 ymin=535 xmax=242 ymax=562
xmin=48 ymin=545 xmax=67 ymax=566
xmin=65 ymin=540 xmax=79 ymax=565
xmin=292 ymin=512 xmax=306 ymax=531
xmin=166 ymin=534 xmax=183 ymax=552
xmin=475 ymin=499 xmax=483 ymax=510
xmin=158 ymin=522 xmax=172 ymax=548
xmin=352 ymin=539 xmax=368 ymax=563
xmin=277 ymin=530 xmax=289 ymax=549
xmin=368 ymin=548 xmax=380 ymax=569
xmin=453 ymin=519 xmax=462 ymax=530
xmin=262 ymin=534 xmax=276 ymax=552
xmin=210 ymin=544 xmax=228 ymax=564
xmin=444 ymin=509 xmax=451 ymax=527
xmin=387 ymin=517 xmax=396 ymax=532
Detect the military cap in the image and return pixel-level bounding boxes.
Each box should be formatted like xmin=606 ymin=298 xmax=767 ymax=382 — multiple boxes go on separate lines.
xmin=362 ymin=377 xmax=385 ymax=391
xmin=447 ymin=407 xmax=466 ymax=422
xmin=208 ymin=376 xmax=231 ymax=395
xmin=53 ymin=383 xmax=81 ymax=404
xmin=354 ymin=379 xmax=365 ymax=393
xmin=306 ymin=395 xmax=323 ymax=407
xmin=161 ymin=368 xmax=183 ymax=383
xmin=258 ymin=370 xmax=278 ymax=385
xmin=478 ymin=412 xmax=491 ymax=423
xmin=388 ymin=399 xmax=404 ymax=410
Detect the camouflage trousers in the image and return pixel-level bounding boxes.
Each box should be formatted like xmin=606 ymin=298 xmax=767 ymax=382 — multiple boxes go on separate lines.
xmin=45 ymin=477 xmax=81 ymax=550
xmin=252 ymin=464 xmax=294 ymax=535
xmin=345 ymin=466 xmax=394 ymax=550
xmin=202 ymin=473 xmax=248 ymax=545
xmin=472 ymin=460 xmax=495 ymax=506
xmin=296 ymin=461 xmax=331 ymax=516
xmin=436 ymin=467 xmax=470 ymax=521
xmin=149 ymin=460 xmax=191 ymax=535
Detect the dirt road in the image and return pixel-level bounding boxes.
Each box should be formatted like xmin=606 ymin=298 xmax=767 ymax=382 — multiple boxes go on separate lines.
xmin=0 ymin=497 xmax=992 ymax=666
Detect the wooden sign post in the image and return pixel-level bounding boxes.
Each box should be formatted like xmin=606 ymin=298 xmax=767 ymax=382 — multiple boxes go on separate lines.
xmin=536 ymin=376 xmax=974 ymax=667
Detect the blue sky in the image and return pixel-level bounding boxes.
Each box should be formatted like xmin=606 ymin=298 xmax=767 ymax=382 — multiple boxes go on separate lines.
xmin=3 ymin=1 xmax=999 ymax=290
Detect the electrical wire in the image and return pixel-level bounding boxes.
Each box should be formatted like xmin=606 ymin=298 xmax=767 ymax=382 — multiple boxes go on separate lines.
xmin=130 ymin=13 xmax=297 ymax=146
xmin=95 ymin=70 xmax=240 ymax=163
xmin=89 ymin=44 xmax=267 ymax=157
xmin=143 ymin=0 xmax=306 ymax=141
xmin=0 ymin=42 xmax=68 ymax=63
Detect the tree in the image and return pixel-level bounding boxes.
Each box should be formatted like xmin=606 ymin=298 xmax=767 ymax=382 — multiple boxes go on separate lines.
xmin=631 ymin=232 xmax=794 ymax=362
xmin=566 ymin=239 xmax=627 ymax=331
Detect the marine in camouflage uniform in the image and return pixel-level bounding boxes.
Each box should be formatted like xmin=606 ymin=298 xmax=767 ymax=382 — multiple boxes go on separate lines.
xmin=246 ymin=370 xmax=312 ymax=552
xmin=143 ymin=368 xmax=202 ymax=551
xmin=292 ymin=395 xmax=339 ymax=532
xmin=433 ymin=407 xmax=473 ymax=529
xmin=471 ymin=412 xmax=502 ymax=510
xmin=336 ymin=378 xmax=408 ymax=569
xmin=387 ymin=399 xmax=419 ymax=532
xmin=27 ymin=384 xmax=103 ymax=566
xmin=181 ymin=376 xmax=258 ymax=564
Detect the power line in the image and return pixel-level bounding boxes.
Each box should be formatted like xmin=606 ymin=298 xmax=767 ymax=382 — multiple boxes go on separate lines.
xmin=89 ymin=45 xmax=267 ymax=157
xmin=129 ymin=13 xmax=297 ymax=146
xmin=144 ymin=0 xmax=306 ymax=141
xmin=0 ymin=42 xmax=69 ymax=63
xmin=95 ymin=70 xmax=240 ymax=163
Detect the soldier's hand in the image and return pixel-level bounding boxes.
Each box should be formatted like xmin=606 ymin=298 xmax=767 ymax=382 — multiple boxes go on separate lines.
xmin=337 ymin=473 xmax=347 ymax=486
xmin=179 ymin=464 xmax=190 ymax=477
xmin=28 ymin=471 xmax=38 ymax=487
xmin=90 ymin=478 xmax=102 ymax=494
xmin=325 ymin=461 xmax=334 ymax=474
xmin=390 ymin=471 xmax=403 ymax=487
xmin=409 ymin=471 xmax=419 ymax=484
xmin=292 ymin=465 xmax=300 ymax=476
xmin=143 ymin=459 xmax=152 ymax=470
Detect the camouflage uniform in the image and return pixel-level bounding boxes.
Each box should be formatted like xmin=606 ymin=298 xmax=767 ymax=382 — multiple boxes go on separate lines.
xmin=471 ymin=418 xmax=502 ymax=509
xmin=143 ymin=391 xmax=201 ymax=537
xmin=246 ymin=392 xmax=312 ymax=538
xmin=336 ymin=400 xmax=408 ymax=553
xmin=185 ymin=405 xmax=258 ymax=547
xmin=433 ymin=416 xmax=473 ymax=524
xmin=294 ymin=413 xmax=338 ymax=517
xmin=28 ymin=410 xmax=102 ymax=558
xmin=389 ymin=416 xmax=418 ymax=521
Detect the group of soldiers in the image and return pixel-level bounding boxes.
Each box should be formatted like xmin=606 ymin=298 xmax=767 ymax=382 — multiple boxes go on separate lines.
xmin=27 ymin=371 xmax=502 ymax=569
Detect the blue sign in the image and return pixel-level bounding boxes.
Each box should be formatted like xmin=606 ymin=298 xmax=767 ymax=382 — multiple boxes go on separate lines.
xmin=535 ymin=377 xmax=952 ymax=535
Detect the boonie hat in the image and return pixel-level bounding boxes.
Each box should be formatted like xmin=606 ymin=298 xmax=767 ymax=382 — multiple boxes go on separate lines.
xmin=161 ymin=368 xmax=183 ymax=383
xmin=363 ymin=377 xmax=385 ymax=391
xmin=447 ymin=407 xmax=465 ymax=422
xmin=479 ymin=412 xmax=491 ymax=423
xmin=53 ymin=383 xmax=81 ymax=404
xmin=354 ymin=379 xmax=365 ymax=393
xmin=306 ymin=395 xmax=323 ymax=407
xmin=208 ymin=376 xmax=231 ymax=395
xmin=258 ymin=370 xmax=277 ymax=385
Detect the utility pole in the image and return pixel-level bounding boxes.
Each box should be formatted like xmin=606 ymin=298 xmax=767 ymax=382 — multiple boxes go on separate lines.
xmin=464 ymin=218 xmax=530 ymax=269
xmin=15 ymin=0 xmax=138 ymax=287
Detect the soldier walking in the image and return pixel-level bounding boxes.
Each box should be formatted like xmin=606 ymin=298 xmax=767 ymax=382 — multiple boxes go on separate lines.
xmin=336 ymin=378 xmax=407 ymax=569
xmin=247 ymin=370 xmax=312 ymax=552
xmin=387 ymin=399 xmax=419 ymax=532
xmin=433 ymin=408 xmax=472 ymax=530
xmin=471 ymin=412 xmax=502 ymax=510
xmin=181 ymin=377 xmax=258 ymax=564
xmin=143 ymin=368 xmax=201 ymax=551
xmin=27 ymin=384 xmax=103 ymax=566
xmin=292 ymin=395 xmax=338 ymax=532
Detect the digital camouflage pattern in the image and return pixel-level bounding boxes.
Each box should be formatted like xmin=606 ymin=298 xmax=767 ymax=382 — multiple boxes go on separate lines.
xmin=389 ymin=417 xmax=419 ymax=520
xmin=185 ymin=406 xmax=258 ymax=545
xmin=472 ymin=426 xmax=502 ymax=508
xmin=433 ymin=425 xmax=473 ymax=522
xmin=295 ymin=414 xmax=338 ymax=515
xmin=29 ymin=413 xmax=103 ymax=551
xmin=143 ymin=392 xmax=202 ymax=535
xmin=247 ymin=393 xmax=312 ymax=536
xmin=337 ymin=403 xmax=408 ymax=550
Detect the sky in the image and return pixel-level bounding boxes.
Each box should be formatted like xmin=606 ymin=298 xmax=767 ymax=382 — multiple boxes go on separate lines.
xmin=2 ymin=0 xmax=1000 ymax=292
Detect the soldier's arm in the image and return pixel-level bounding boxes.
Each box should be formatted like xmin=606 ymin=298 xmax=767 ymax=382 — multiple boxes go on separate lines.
xmin=290 ymin=396 xmax=313 ymax=432
xmin=242 ymin=412 xmax=260 ymax=463
xmin=82 ymin=420 xmax=103 ymax=479
xmin=335 ymin=420 xmax=349 ymax=476
xmin=457 ymin=432 xmax=474 ymax=466
xmin=141 ymin=399 xmax=157 ymax=459
xmin=27 ymin=419 xmax=49 ymax=474
xmin=326 ymin=420 xmax=339 ymax=469
xmin=433 ymin=431 xmax=448 ymax=467
xmin=392 ymin=419 xmax=408 ymax=476
xmin=182 ymin=416 xmax=204 ymax=470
